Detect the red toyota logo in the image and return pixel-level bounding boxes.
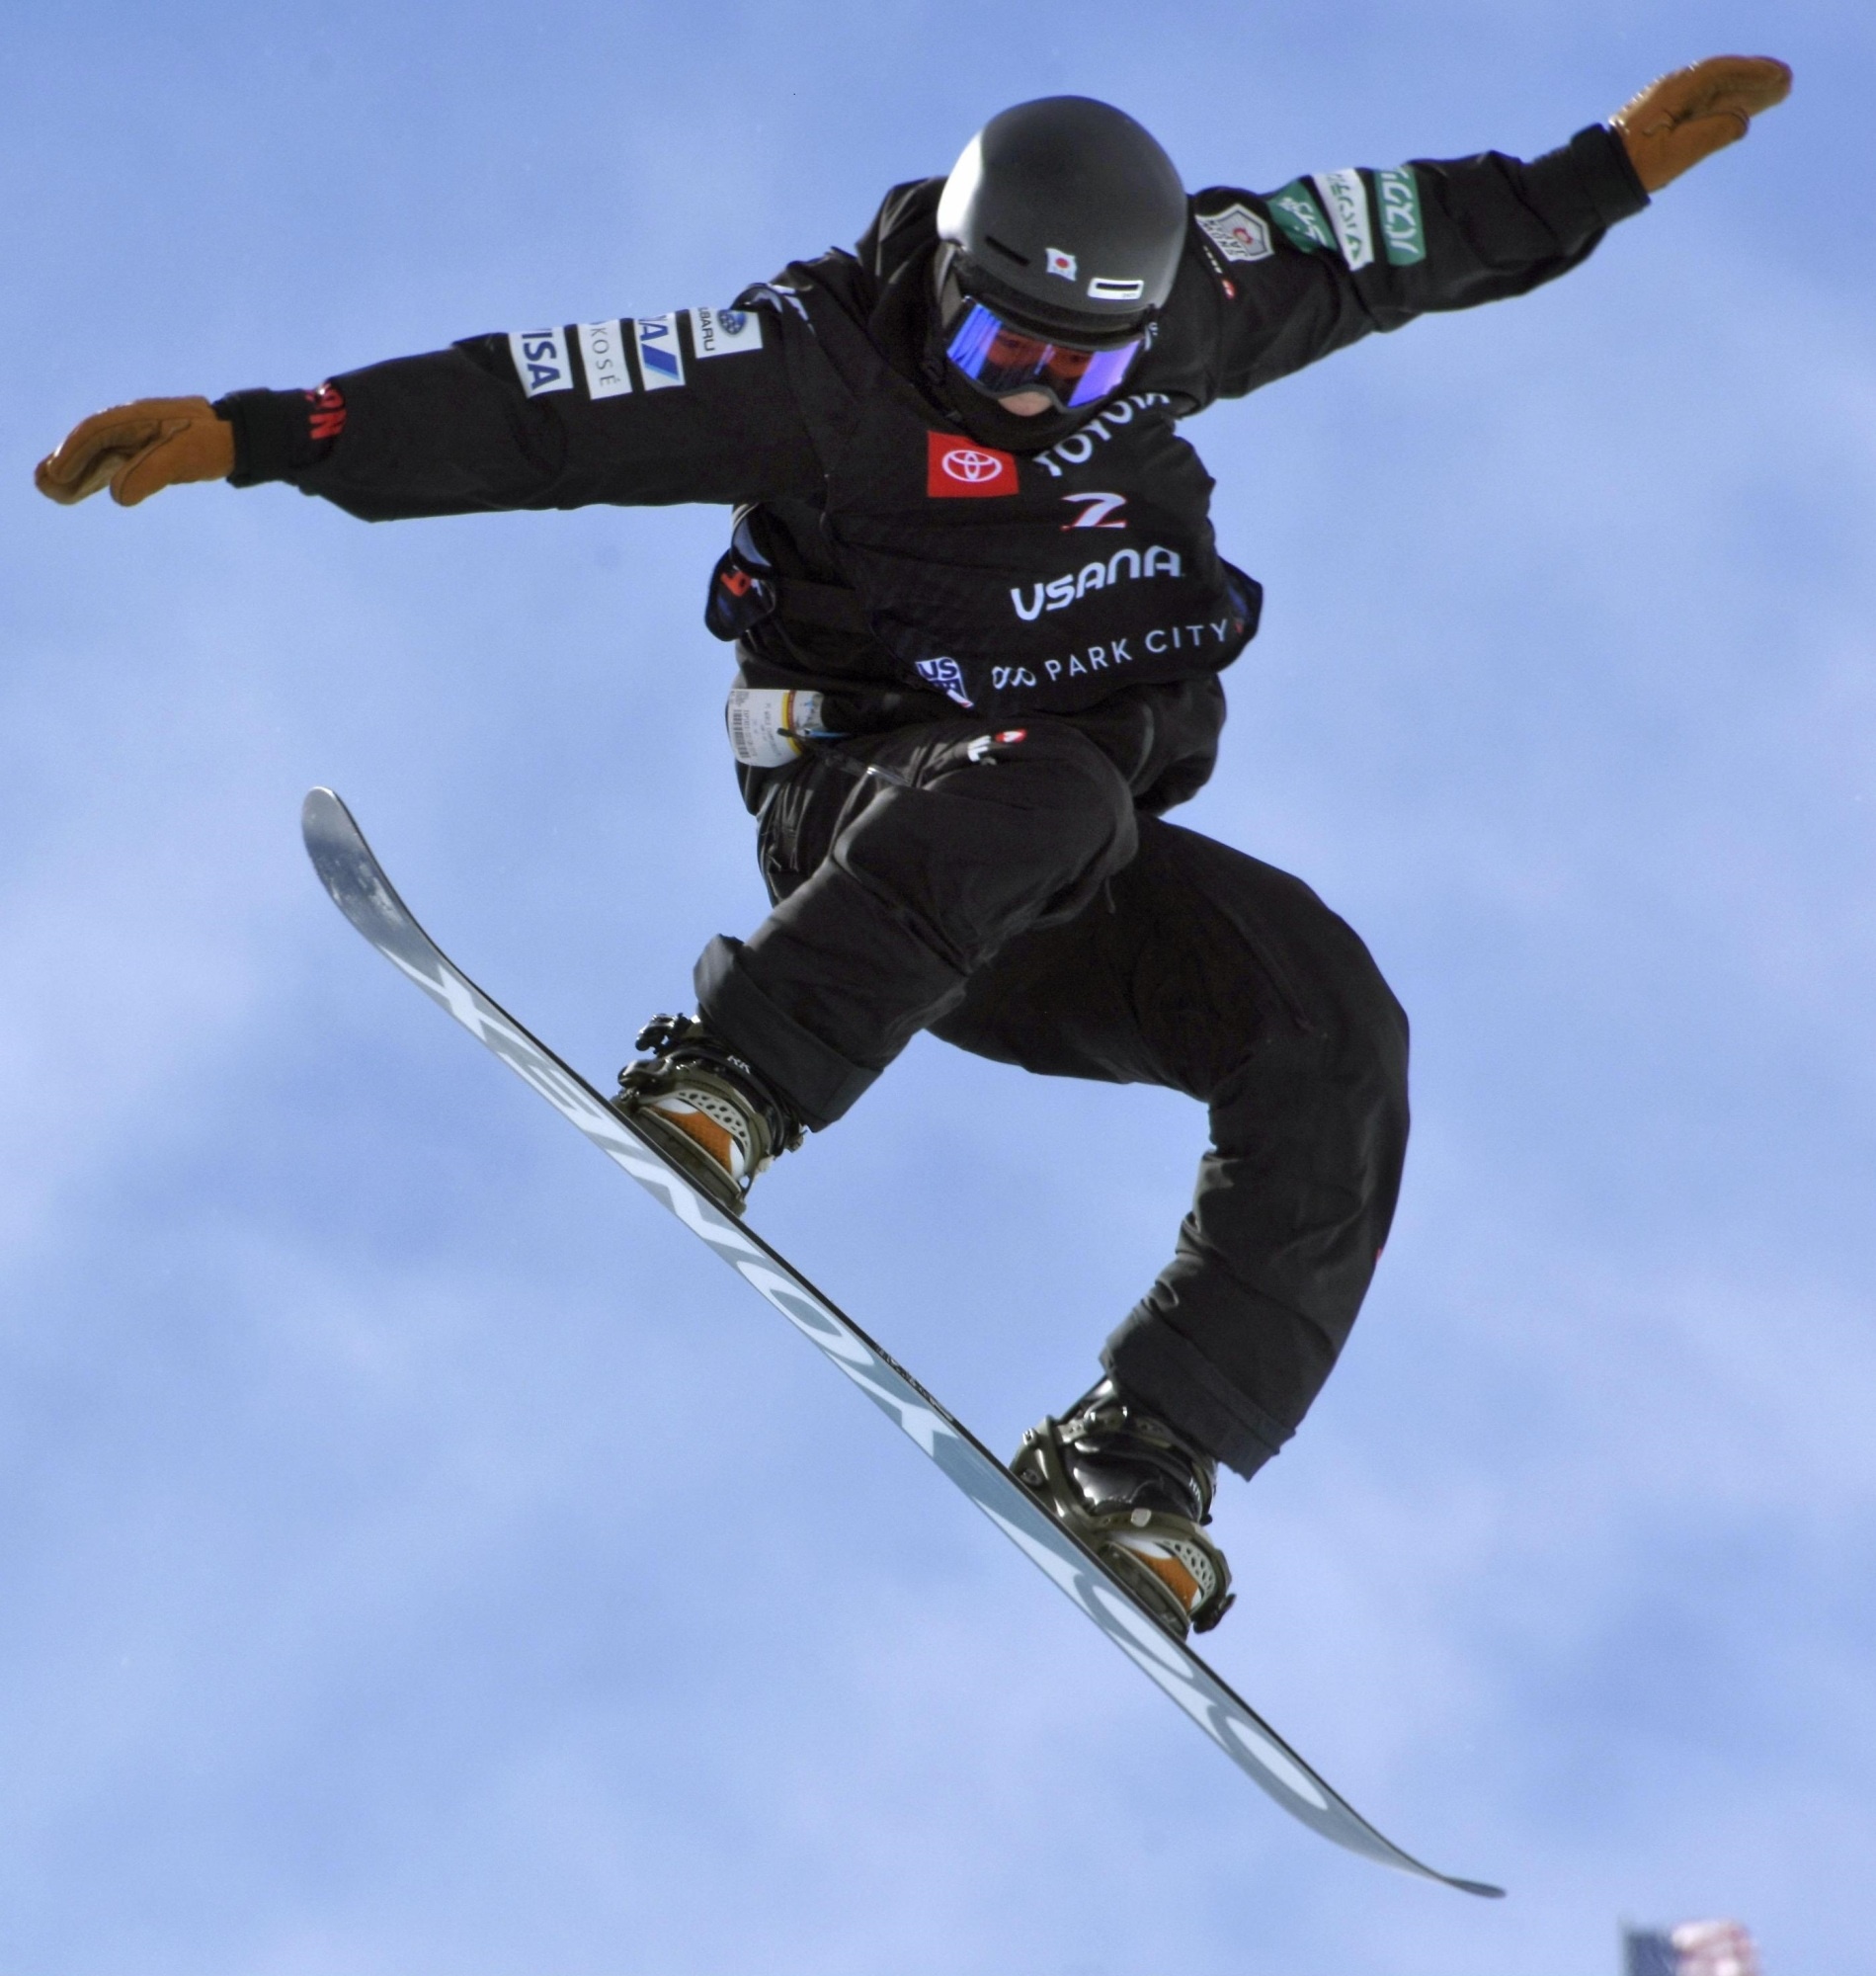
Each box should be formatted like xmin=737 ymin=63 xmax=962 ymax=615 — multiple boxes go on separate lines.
xmin=926 ymin=431 xmax=1018 ymax=498
xmin=942 ymin=447 xmax=1001 ymax=483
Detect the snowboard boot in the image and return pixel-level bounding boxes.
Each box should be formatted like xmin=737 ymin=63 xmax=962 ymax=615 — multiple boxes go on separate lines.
xmin=612 ymin=1014 xmax=803 ymax=1216
xmin=1013 ymin=1376 xmax=1234 ymax=1641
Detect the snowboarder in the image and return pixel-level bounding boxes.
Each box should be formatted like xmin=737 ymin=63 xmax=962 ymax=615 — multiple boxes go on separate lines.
xmin=36 ymin=57 xmax=1790 ymax=1642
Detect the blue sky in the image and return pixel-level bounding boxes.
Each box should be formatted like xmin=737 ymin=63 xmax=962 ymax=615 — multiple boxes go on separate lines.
xmin=3 ymin=2 xmax=1871 ymax=1971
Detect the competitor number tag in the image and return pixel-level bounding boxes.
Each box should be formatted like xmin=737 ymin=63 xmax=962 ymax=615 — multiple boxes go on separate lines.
xmin=725 ymin=687 xmax=827 ymax=768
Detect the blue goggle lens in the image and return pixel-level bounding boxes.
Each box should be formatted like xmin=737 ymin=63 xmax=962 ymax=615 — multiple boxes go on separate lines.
xmin=944 ymin=301 xmax=1142 ymax=410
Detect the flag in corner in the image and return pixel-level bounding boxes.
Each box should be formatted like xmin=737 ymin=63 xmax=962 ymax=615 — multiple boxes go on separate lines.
xmin=1625 ymin=1921 xmax=1762 ymax=1976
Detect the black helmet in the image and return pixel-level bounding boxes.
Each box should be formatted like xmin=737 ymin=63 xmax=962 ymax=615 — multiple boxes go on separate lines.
xmin=936 ymin=96 xmax=1187 ymax=344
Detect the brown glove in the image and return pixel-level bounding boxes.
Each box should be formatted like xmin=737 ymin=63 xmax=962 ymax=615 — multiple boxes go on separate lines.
xmin=1612 ymin=55 xmax=1792 ymax=193
xmin=34 ymin=396 xmax=235 ymax=508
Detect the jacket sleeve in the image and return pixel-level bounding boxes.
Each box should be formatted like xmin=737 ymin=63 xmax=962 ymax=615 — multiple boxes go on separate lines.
xmin=215 ymin=306 xmax=824 ymax=522
xmin=1180 ymin=124 xmax=1650 ymax=402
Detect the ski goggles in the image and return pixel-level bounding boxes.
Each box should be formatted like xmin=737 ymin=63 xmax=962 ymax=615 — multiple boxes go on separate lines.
xmin=942 ymin=298 xmax=1144 ymax=411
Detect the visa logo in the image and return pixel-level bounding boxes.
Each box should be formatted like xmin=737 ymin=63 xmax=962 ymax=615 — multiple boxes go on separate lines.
xmin=508 ymin=327 xmax=574 ymax=397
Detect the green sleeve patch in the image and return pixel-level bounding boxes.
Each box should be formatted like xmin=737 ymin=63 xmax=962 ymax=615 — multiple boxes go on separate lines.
xmin=1376 ymin=166 xmax=1426 ymax=265
xmin=1266 ymin=180 xmax=1336 ymax=255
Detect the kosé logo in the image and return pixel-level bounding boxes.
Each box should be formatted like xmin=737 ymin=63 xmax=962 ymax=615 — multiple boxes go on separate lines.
xmin=926 ymin=431 xmax=1018 ymax=498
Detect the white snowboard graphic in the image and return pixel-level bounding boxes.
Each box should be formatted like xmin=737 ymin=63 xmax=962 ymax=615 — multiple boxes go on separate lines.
xmin=301 ymin=786 xmax=1501 ymax=1897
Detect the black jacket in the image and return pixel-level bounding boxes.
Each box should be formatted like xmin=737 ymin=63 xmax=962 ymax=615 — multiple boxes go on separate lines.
xmin=220 ymin=124 xmax=1646 ymax=808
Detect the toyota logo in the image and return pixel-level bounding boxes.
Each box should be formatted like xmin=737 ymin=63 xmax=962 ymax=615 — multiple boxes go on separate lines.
xmin=942 ymin=448 xmax=1003 ymax=484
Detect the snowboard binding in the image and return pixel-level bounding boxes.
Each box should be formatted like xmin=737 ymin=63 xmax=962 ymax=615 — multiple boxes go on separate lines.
xmin=1015 ymin=1378 xmax=1235 ymax=1641
xmin=613 ymin=1014 xmax=804 ymax=1216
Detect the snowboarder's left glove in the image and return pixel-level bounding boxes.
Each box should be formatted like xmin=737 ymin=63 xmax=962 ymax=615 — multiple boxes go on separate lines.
xmin=35 ymin=396 xmax=234 ymax=507
xmin=1612 ymin=55 xmax=1792 ymax=193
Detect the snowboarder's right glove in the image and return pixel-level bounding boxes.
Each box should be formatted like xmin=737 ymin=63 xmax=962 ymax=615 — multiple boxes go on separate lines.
xmin=35 ymin=396 xmax=234 ymax=507
xmin=1611 ymin=55 xmax=1792 ymax=193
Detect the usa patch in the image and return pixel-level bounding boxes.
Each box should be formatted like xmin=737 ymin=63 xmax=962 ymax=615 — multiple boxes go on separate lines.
xmin=916 ymin=656 xmax=974 ymax=707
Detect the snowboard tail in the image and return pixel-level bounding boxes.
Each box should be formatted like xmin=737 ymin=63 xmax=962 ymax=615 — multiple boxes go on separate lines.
xmin=300 ymin=785 xmax=1502 ymax=1898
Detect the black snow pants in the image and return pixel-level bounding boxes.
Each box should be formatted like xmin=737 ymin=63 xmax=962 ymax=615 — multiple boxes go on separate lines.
xmin=693 ymin=712 xmax=1410 ymax=1479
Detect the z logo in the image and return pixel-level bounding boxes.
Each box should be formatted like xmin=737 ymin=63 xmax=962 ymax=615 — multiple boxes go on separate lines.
xmin=1062 ymin=491 xmax=1128 ymax=530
